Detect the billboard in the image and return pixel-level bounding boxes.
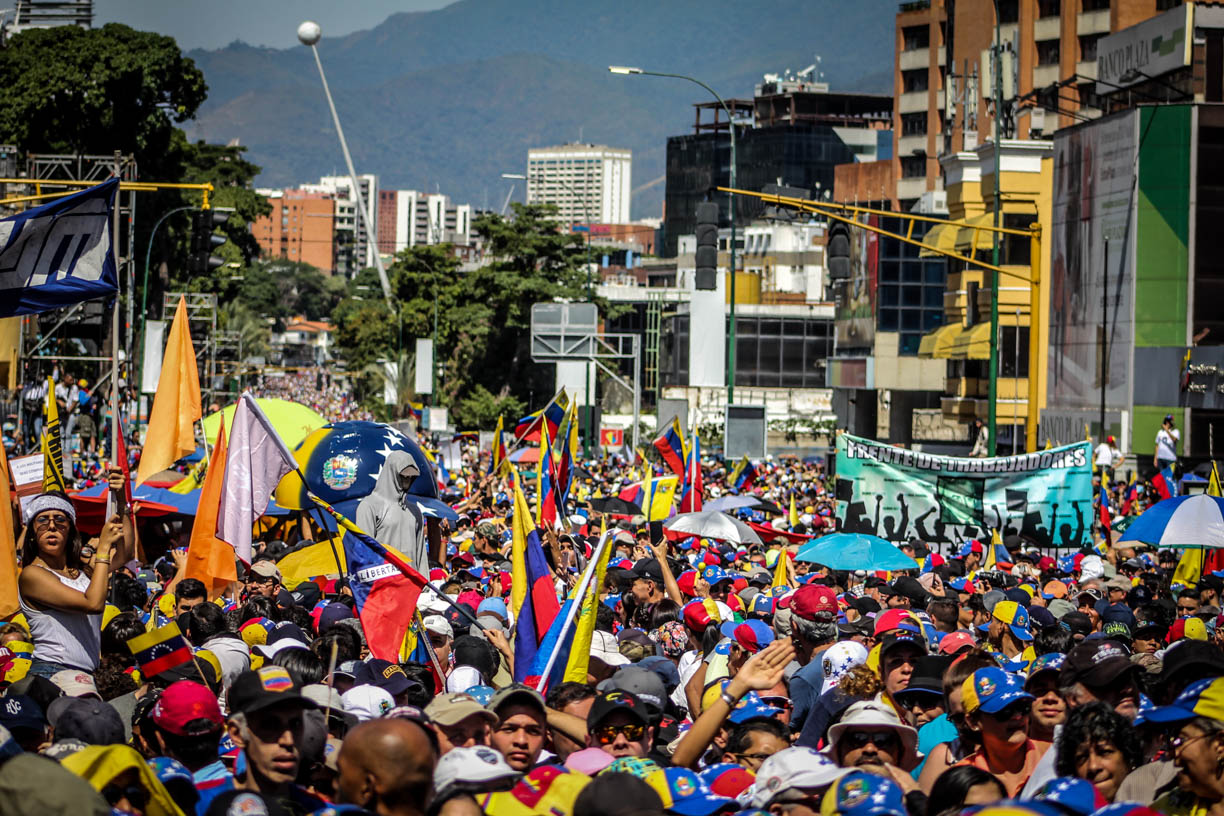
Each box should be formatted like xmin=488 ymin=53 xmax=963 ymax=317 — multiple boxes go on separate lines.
xmin=835 ymin=433 xmax=1094 ymax=549
xmin=1096 ymin=4 xmax=1192 ymax=95
xmin=1047 ymin=109 xmax=1137 ymax=414
xmin=834 ymin=214 xmax=878 ymax=349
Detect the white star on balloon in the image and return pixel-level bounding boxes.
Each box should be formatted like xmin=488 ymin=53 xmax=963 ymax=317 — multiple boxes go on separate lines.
xmin=384 ymin=430 xmax=404 ymax=447
xmin=376 ymin=443 xmax=395 ymax=460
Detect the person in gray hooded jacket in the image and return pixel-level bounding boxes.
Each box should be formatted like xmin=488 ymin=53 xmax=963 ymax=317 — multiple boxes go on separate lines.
xmin=356 ymin=450 xmax=429 ymax=569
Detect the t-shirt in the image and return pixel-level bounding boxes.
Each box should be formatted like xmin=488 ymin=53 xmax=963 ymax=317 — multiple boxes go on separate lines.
xmin=1156 ymin=428 xmax=1180 ymax=463
xmin=1095 ymin=443 xmax=1119 ymax=467
xmin=957 ymin=740 xmax=1050 ymax=797
xmin=913 ymin=713 xmax=959 ymax=779
xmin=788 ymin=656 xmax=826 ymax=734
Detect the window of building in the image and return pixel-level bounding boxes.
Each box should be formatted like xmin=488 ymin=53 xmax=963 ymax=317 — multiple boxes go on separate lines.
xmin=1037 ymin=0 xmax=1060 ymax=17
xmin=876 ymin=218 xmax=948 ymax=355
xmin=1081 ymin=0 xmax=1109 ymax=10
xmin=903 ymin=25 xmax=930 ymax=51
xmin=1000 ymin=326 xmax=1030 ymax=377
xmin=728 ymin=316 xmax=831 ymax=388
xmin=900 ymin=156 xmax=927 ymax=178
xmin=1036 ymin=40 xmax=1060 ymax=66
xmin=997 ymin=0 xmax=1019 ymax=23
xmin=902 ymin=69 xmax=929 ymax=93
xmin=901 ymin=112 xmax=928 ymax=136
xmin=1079 ymin=33 xmax=1105 ymax=62
xmin=1156 ymin=0 xmax=1182 ymax=8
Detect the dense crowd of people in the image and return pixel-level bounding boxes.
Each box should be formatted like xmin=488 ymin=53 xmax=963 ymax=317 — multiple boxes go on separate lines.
xmin=0 ymin=418 xmax=1219 ymax=816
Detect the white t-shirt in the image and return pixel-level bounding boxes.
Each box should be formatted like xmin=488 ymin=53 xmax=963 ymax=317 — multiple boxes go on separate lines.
xmin=1094 ymin=443 xmax=1118 ymax=467
xmin=1156 ymin=428 xmax=1180 ymax=462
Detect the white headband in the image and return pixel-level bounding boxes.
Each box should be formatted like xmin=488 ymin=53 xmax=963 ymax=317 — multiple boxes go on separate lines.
xmin=23 ymin=494 xmax=76 ymax=527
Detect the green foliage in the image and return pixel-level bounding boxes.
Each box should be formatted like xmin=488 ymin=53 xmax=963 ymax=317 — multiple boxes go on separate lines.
xmin=452 ymin=385 xmax=526 ymax=431
xmin=332 ymin=295 xmax=396 ymax=372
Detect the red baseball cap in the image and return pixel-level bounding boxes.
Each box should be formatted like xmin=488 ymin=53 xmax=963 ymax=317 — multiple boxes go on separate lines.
xmin=873 ymin=608 xmax=917 ymax=637
xmin=683 ymin=599 xmax=722 ymax=631
xmin=938 ymin=630 xmax=977 ymax=655
xmin=789 ymin=584 xmax=837 ymax=622
xmin=151 ymin=680 xmax=223 ymax=736
xmin=676 ymin=570 xmax=699 ymax=598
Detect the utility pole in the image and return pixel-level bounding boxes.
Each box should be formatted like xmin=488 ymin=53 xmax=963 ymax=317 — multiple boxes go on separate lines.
xmin=987 ymin=1 xmax=1003 ymax=455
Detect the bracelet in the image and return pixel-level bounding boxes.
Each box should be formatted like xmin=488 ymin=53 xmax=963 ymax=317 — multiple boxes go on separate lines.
xmin=719 ymin=690 xmax=738 ymax=708
xmin=96 ymin=559 xmax=111 ymax=565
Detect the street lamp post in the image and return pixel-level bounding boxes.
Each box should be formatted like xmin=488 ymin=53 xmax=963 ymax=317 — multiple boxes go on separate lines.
xmin=609 ymin=65 xmax=738 ymax=404
xmin=297 ymin=21 xmax=393 ymax=308
xmin=987 ymin=4 xmax=1002 ymax=456
xmin=504 ymin=171 xmax=596 ymax=457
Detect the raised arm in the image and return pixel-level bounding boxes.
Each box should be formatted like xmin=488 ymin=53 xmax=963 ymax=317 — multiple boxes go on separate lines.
xmin=19 ymin=516 xmax=121 ymax=614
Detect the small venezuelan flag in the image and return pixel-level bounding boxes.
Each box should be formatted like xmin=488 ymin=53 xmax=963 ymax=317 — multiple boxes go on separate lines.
xmin=127 ymin=621 xmax=193 ymax=678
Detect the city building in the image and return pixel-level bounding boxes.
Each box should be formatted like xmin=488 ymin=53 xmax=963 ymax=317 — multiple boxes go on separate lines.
xmin=662 ymin=77 xmax=892 ymax=256
xmin=303 ymin=174 xmax=379 ymax=271
xmin=3 ymin=0 xmax=91 ymax=37
xmin=526 ymin=144 xmax=632 ymax=225
xmin=891 ymin=0 xmax=1185 ymax=211
xmin=376 ymin=190 xmax=473 ymax=256
xmin=269 ymin=317 xmax=333 ymax=367
xmin=250 ymin=189 xmax=338 ymax=274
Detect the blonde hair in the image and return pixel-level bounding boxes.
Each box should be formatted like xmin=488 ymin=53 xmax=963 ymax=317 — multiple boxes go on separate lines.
xmin=839 ymin=663 xmax=883 ymax=697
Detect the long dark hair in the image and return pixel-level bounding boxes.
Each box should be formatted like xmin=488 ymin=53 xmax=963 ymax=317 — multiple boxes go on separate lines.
xmin=21 ymin=492 xmax=84 ymax=571
xmin=926 ymin=766 xmax=1005 ymax=816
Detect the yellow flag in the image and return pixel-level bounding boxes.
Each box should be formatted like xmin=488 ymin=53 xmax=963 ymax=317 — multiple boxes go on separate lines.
xmin=564 ymin=516 xmax=612 ymax=683
xmin=632 ymin=475 xmax=678 ymax=521
xmin=137 ymin=296 xmax=201 ymax=485
xmin=510 ymin=470 xmax=533 ymax=618
xmin=1210 ymin=462 xmax=1222 ymax=498
xmin=170 ymin=456 xmax=207 ymax=494
xmin=1173 ymin=548 xmax=1203 ymax=588
xmin=1044 ymin=439 xmax=1053 ymax=451
xmin=42 ymin=378 xmax=65 ymax=491
xmin=771 ymin=546 xmax=789 ymax=589
xmin=986 ymin=528 xmax=1001 ymax=570
xmin=789 ymin=492 xmax=800 ymax=528
xmin=0 ymin=440 xmax=21 ymax=617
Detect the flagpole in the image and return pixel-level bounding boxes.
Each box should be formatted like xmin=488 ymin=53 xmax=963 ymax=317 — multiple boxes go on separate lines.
xmin=110 ymin=172 xmax=121 ymax=476
xmin=534 ymin=529 xmax=610 ymax=692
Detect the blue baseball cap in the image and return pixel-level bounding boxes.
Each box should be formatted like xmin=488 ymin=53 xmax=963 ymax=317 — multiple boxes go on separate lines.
xmin=704 ymin=566 xmax=734 ymax=586
xmin=749 ymin=594 xmax=775 ymax=617
xmin=1025 ymin=652 xmax=1065 ymax=681
xmin=647 ymin=766 xmax=734 ymax=816
xmin=1032 ymin=777 xmax=1108 ymax=816
xmin=962 ymin=666 xmax=1034 ymax=715
xmin=820 ymin=771 xmax=907 ymax=816
xmin=978 ymin=600 xmax=1033 ymax=642
xmin=727 ymin=690 xmax=783 ymax=724
xmin=717 ymin=619 xmax=775 ymax=654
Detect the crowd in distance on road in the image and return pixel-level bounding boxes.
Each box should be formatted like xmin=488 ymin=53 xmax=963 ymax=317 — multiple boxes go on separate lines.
xmin=2 ymin=397 xmax=1222 ymax=816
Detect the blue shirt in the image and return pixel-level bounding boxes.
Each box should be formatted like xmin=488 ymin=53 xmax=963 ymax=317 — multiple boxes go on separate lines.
xmin=788 ymin=655 xmax=825 ymax=734
xmin=913 ymin=713 xmax=959 ymax=779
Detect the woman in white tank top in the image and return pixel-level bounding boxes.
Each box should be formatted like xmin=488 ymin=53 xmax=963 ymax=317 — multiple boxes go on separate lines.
xmin=16 ymin=492 xmax=122 ymax=676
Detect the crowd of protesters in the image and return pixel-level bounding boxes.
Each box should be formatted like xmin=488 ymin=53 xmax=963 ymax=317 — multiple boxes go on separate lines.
xmin=0 ymin=421 xmax=1220 ymax=816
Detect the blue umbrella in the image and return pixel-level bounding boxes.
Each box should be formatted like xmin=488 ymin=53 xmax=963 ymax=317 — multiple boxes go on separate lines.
xmin=1118 ymin=494 xmax=1224 ymax=548
xmin=795 ymin=533 xmax=919 ymax=571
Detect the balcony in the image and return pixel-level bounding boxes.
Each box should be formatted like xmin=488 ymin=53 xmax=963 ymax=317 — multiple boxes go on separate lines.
xmin=1034 ymin=16 xmax=1061 ymax=41
xmin=1032 ymin=63 xmax=1060 ymax=87
xmin=899 ymin=90 xmax=931 ymax=113
xmin=1076 ymin=60 xmax=1096 ymax=80
xmin=898 ymin=133 xmax=929 ymax=156
xmin=899 ymin=47 xmax=930 ymax=72
xmin=1077 ymin=9 xmax=1110 ymax=35
xmin=896 ymin=177 xmax=929 ymax=200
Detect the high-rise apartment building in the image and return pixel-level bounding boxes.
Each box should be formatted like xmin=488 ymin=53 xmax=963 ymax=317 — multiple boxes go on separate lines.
xmin=892 ymin=0 xmax=1184 ymax=209
xmin=251 ymin=189 xmax=338 ymax=274
xmin=526 ymin=144 xmax=632 ymax=225
xmin=377 ymin=190 xmax=473 ymax=255
xmin=304 ymin=174 xmax=379 ymax=270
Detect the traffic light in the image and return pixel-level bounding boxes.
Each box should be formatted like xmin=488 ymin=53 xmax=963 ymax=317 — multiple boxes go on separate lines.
xmin=694 ymin=201 xmax=719 ymax=291
xmin=188 ymin=208 xmax=229 ymax=275
xmin=826 ymin=222 xmax=852 ymax=281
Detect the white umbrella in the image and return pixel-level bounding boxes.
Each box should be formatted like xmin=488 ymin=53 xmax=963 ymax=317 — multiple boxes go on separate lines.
xmin=704 ymin=495 xmax=759 ymax=512
xmin=664 ymin=510 xmax=763 ymax=545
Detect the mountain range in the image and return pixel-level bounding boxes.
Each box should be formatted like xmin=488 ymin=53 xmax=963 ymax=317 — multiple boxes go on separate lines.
xmin=184 ymin=0 xmax=898 ymax=219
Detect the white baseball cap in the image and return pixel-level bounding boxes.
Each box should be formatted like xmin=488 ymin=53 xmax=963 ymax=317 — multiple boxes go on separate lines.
xmin=433 ymin=745 xmax=521 ymax=796
xmin=445 ymin=664 xmax=485 ymax=693
xmin=49 ymin=670 xmax=100 ymax=699
xmin=1079 ymin=554 xmax=1105 ymax=581
xmin=750 ymin=746 xmax=849 ymax=807
xmin=302 ymin=684 xmax=344 ymax=711
xmin=589 ymin=629 xmax=629 ymax=667
xmin=423 ymin=614 xmax=454 ymax=640
xmin=341 ymin=685 xmax=393 ymax=721
xmin=819 ymin=642 xmax=870 ymax=695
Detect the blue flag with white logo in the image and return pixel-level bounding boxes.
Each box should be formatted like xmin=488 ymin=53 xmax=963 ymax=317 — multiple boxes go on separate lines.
xmin=0 ymin=178 xmax=118 ymax=317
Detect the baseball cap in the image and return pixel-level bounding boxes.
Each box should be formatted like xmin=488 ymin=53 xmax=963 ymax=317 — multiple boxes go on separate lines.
xmin=423 ymin=614 xmax=454 ymax=640
xmin=1032 ymin=776 xmax=1109 ymax=816
xmin=703 ymin=565 xmax=734 ymax=587
xmin=425 ymin=693 xmax=497 ymax=727
xmin=1060 ymin=641 xmax=1136 ymax=689
xmin=227 ymin=666 xmax=316 ymax=714
xmin=342 ymin=685 xmax=393 ymax=721
xmin=590 ymin=629 xmax=631 ymax=668
xmin=981 ymin=600 xmax=1033 ymax=642
xmin=0 ymin=695 xmax=44 ymax=731
xmin=872 ymin=608 xmax=917 ymax=637
xmin=1141 ymin=676 xmax=1224 ymax=724
xmin=317 ymin=602 xmax=355 ymax=633
xmin=249 ymin=560 xmax=281 ymax=581
xmin=48 ymin=670 xmax=98 ymax=699
xmin=487 ymin=684 xmax=546 ymax=718
xmin=749 ymin=593 xmax=776 ymax=617
xmin=699 ymin=763 xmax=756 ymax=799
xmin=726 ymin=689 xmax=783 ymax=724
xmin=789 ymin=584 xmax=838 ymax=622
xmin=46 ymin=697 xmax=125 ymax=745
xmin=961 ymin=666 xmax=1034 ymax=715
xmin=1168 ymin=617 xmax=1209 ymax=643
xmin=603 ymin=666 xmax=667 ymax=714
xmin=645 ymin=767 xmax=733 ymax=816
xmin=819 ymin=641 xmax=870 ymax=695
xmin=820 ymin=771 xmax=907 ymax=816
xmin=1026 ymin=653 xmax=1066 ymax=683
xmin=751 ymin=747 xmax=849 ymax=808
xmin=586 ymin=689 xmax=649 ymax=730
xmin=682 ymin=599 xmax=722 ymax=631
xmin=150 ymin=680 xmax=223 ymax=736
xmin=433 ymin=745 xmax=521 ymax=796
xmin=1042 ymin=580 xmax=1069 ymax=600
xmin=939 ymin=631 xmax=976 ymax=656
xmin=717 ymin=620 xmax=775 ymax=654
xmin=355 ymin=659 xmax=418 ymax=697
xmin=878 ymin=630 xmax=926 ymax=661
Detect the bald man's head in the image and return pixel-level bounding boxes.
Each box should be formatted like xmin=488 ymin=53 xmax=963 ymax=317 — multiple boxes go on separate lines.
xmin=338 ymin=718 xmax=438 ymax=816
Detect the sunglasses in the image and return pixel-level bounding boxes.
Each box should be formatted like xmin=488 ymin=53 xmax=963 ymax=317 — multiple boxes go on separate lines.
xmin=594 ymin=723 xmax=646 ymax=744
xmin=758 ymin=695 xmax=792 ymax=710
xmin=33 ymin=513 xmax=70 ymax=529
xmin=843 ymin=730 xmax=900 ymax=749
xmin=896 ymin=692 xmax=943 ymax=710
xmin=985 ymin=701 xmax=1032 ymax=721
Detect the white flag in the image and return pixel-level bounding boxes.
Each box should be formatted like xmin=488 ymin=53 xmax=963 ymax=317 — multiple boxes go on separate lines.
xmin=216 ymin=393 xmax=297 ymax=564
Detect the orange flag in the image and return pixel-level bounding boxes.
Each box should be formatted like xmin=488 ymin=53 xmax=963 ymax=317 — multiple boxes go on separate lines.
xmin=137 ymin=296 xmax=201 ymax=485
xmin=0 ymin=441 xmax=19 ymax=618
xmin=185 ymin=423 xmax=236 ymax=598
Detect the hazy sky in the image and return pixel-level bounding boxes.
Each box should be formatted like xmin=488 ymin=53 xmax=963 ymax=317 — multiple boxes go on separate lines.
xmin=96 ymin=0 xmax=453 ymax=51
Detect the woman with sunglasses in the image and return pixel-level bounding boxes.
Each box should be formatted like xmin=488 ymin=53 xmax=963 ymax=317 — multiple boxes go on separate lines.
xmin=17 ymin=492 xmax=124 ymax=678
xmin=953 ymin=666 xmax=1051 ymax=797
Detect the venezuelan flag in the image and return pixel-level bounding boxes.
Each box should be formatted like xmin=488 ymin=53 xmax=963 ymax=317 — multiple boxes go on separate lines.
xmin=127 ymin=621 xmax=194 ymax=678
xmin=510 ymin=475 xmax=561 ymax=684
xmin=564 ymin=522 xmax=612 ymax=683
xmin=619 ymin=475 xmax=679 ymax=521
xmin=310 ymin=495 xmax=429 ymax=662
xmin=408 ymin=402 xmax=423 ymax=421
xmin=729 ymin=456 xmax=757 ymax=492
xmin=489 ymin=415 xmax=509 ymax=476
xmin=536 ymin=424 xmax=561 ymax=528
xmin=514 ymin=388 xmax=570 ymax=441
xmin=679 ymin=433 xmax=703 ymax=512
xmin=653 ymin=418 xmax=688 ymax=477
